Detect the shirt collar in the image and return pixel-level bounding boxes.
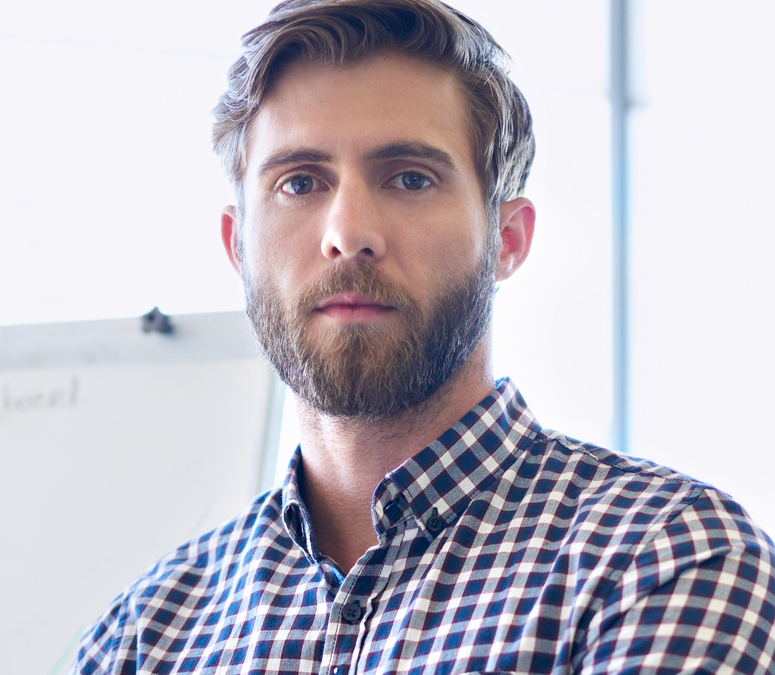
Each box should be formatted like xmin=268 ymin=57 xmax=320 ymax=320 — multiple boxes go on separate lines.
xmin=372 ymin=377 xmax=540 ymax=539
xmin=281 ymin=377 xmax=541 ymax=558
xmin=280 ymin=448 xmax=310 ymax=556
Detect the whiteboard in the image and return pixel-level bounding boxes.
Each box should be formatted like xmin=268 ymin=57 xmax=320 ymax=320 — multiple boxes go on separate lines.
xmin=0 ymin=311 xmax=284 ymax=675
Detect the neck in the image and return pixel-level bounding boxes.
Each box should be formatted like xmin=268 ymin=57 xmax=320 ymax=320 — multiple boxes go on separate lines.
xmin=294 ymin=341 xmax=494 ymax=573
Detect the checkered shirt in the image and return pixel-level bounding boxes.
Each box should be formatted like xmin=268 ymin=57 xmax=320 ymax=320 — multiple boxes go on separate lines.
xmin=71 ymin=378 xmax=775 ymax=675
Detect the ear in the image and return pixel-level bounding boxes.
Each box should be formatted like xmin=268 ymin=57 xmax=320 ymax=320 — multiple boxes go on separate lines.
xmin=495 ymin=197 xmax=535 ymax=281
xmin=221 ymin=205 xmax=242 ymax=274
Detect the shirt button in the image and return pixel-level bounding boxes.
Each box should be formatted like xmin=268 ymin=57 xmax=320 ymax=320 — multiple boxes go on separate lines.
xmin=426 ymin=507 xmax=444 ymax=534
xmin=384 ymin=499 xmax=402 ymax=520
xmin=341 ymin=602 xmax=363 ymax=624
xmin=332 ymin=667 xmax=348 ymax=675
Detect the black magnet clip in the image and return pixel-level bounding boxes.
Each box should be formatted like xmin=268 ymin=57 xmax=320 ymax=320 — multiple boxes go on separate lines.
xmin=141 ymin=307 xmax=173 ymax=334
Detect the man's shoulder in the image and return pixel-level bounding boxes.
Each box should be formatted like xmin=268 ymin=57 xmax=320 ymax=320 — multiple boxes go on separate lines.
xmin=134 ymin=485 xmax=288 ymax=596
xmin=70 ymin=486 xmax=290 ymax=674
xmin=501 ymin=427 xmax=774 ymax=558
xmin=538 ymin=427 xmax=704 ymax=482
xmin=530 ymin=427 xmax=721 ymax=499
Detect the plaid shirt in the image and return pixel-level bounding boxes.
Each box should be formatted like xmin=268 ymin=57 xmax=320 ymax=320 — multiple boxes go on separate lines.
xmin=72 ymin=378 xmax=775 ymax=675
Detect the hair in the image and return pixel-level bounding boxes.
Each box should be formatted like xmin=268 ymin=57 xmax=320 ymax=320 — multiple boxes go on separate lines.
xmin=212 ymin=0 xmax=535 ymax=220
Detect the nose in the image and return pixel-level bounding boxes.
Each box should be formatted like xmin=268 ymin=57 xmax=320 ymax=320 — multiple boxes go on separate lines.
xmin=320 ymin=179 xmax=387 ymax=262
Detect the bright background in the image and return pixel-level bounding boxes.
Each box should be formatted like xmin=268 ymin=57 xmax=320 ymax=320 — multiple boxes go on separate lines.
xmin=2 ymin=0 xmax=773 ymax=559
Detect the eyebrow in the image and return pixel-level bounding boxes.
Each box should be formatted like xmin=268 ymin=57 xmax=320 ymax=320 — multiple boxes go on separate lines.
xmin=366 ymin=142 xmax=458 ymax=172
xmin=255 ymin=142 xmax=459 ymax=179
xmin=255 ymin=149 xmax=333 ymax=179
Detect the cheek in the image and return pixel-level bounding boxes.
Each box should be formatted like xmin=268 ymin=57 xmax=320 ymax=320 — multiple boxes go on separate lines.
xmin=420 ymin=206 xmax=489 ymax=271
xmin=241 ymin=210 xmax=317 ymax=296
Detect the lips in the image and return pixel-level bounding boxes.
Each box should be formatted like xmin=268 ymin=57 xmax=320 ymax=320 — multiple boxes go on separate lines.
xmin=315 ymin=292 xmax=395 ymax=321
xmin=316 ymin=293 xmax=391 ymax=310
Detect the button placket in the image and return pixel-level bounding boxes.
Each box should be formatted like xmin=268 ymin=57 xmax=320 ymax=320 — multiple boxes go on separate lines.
xmin=323 ymin=520 xmax=407 ymax=675
xmin=320 ymin=553 xmax=378 ymax=675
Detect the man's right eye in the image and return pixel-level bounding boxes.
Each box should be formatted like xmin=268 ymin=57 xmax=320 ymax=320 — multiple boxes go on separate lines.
xmin=280 ymin=175 xmax=317 ymax=195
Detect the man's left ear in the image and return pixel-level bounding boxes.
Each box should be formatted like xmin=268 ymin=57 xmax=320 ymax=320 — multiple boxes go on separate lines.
xmin=496 ymin=197 xmax=535 ymax=281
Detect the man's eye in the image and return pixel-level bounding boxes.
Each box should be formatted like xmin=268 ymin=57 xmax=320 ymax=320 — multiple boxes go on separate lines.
xmin=280 ymin=175 xmax=317 ymax=195
xmin=388 ymin=171 xmax=432 ymax=191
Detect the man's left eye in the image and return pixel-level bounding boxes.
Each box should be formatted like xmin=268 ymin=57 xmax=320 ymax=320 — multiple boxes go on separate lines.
xmin=388 ymin=172 xmax=432 ymax=191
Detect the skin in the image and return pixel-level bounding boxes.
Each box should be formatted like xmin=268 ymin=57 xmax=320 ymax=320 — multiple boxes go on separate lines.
xmin=222 ymin=54 xmax=535 ymax=572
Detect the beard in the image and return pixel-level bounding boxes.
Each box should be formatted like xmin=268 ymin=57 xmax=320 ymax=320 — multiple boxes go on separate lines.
xmin=244 ymin=239 xmax=497 ymax=422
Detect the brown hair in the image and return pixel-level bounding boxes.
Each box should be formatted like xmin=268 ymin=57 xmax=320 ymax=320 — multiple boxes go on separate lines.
xmin=212 ymin=0 xmax=535 ymax=217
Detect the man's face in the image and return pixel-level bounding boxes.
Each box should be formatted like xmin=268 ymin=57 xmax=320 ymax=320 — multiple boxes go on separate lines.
xmin=228 ymin=54 xmax=502 ymax=419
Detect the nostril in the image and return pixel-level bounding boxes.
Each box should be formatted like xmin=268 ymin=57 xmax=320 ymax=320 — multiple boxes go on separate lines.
xmin=362 ymin=247 xmax=373 ymax=255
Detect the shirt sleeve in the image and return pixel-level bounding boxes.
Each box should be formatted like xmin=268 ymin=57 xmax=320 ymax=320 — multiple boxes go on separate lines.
xmin=577 ymin=489 xmax=775 ymax=674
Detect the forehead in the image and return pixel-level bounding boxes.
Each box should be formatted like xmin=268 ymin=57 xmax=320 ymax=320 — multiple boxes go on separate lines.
xmin=245 ymin=54 xmax=476 ymax=170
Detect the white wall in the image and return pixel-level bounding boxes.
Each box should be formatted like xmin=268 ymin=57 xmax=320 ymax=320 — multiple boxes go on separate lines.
xmin=627 ymin=0 xmax=775 ymax=533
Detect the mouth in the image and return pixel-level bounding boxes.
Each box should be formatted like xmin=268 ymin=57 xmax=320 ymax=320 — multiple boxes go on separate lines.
xmin=315 ymin=292 xmax=395 ymax=322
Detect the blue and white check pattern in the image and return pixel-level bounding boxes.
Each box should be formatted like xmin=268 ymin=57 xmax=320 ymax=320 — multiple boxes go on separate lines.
xmin=71 ymin=378 xmax=775 ymax=674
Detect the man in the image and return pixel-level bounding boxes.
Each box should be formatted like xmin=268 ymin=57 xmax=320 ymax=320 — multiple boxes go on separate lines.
xmin=71 ymin=1 xmax=775 ymax=673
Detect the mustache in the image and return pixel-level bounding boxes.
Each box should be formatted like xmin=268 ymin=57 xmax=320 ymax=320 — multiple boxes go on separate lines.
xmin=295 ymin=262 xmax=418 ymax=315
